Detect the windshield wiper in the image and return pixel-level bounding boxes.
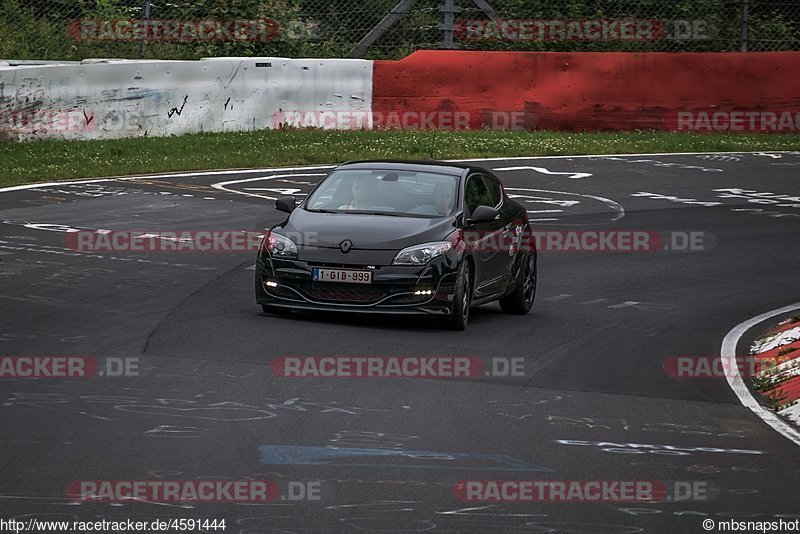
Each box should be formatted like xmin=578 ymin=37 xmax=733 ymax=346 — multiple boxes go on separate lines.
xmin=354 ymin=211 xmax=402 ymax=217
xmin=306 ymin=208 xmax=338 ymax=213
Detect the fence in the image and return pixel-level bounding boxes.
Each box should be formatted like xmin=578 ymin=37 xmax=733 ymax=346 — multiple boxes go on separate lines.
xmin=0 ymin=0 xmax=798 ymax=61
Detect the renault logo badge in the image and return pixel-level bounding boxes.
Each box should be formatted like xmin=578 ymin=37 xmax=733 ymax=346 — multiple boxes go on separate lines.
xmin=339 ymin=240 xmax=353 ymax=254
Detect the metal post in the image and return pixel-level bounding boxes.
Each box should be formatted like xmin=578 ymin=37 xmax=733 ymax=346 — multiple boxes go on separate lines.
xmin=438 ymin=0 xmax=460 ymax=49
xmin=471 ymin=0 xmax=504 ymax=29
xmin=347 ymin=0 xmax=418 ymax=58
xmin=348 ymin=0 xmax=498 ymax=57
xmin=140 ymin=0 xmax=151 ymax=58
xmin=740 ymin=0 xmax=749 ymax=52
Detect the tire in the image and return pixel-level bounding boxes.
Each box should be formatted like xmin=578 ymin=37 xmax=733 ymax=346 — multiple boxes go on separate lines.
xmin=440 ymin=261 xmax=472 ymax=331
xmin=499 ymin=252 xmax=536 ymax=314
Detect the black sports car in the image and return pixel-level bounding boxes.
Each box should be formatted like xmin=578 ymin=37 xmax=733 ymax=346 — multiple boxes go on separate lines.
xmin=255 ymin=160 xmax=536 ymax=330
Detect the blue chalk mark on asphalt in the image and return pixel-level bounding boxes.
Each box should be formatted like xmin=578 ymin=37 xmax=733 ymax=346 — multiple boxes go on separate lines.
xmin=258 ymin=445 xmax=551 ymax=472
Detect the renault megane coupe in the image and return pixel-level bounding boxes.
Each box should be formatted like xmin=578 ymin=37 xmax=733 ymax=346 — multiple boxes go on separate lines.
xmin=255 ymin=160 xmax=536 ymax=330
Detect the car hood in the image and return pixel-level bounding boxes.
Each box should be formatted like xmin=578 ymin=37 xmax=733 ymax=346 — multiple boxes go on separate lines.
xmin=277 ymin=209 xmax=458 ymax=250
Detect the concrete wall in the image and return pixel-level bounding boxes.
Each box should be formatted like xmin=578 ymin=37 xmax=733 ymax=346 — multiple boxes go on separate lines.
xmin=372 ymin=51 xmax=800 ymax=131
xmin=3 ymin=51 xmax=798 ymax=140
xmin=0 ymin=57 xmax=373 ymax=140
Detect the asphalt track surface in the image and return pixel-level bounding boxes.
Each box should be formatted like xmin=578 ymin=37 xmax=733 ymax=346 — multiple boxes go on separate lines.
xmin=1 ymin=152 xmax=800 ymax=533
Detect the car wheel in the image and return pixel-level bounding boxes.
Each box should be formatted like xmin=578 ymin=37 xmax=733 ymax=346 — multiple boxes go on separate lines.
xmin=499 ymin=252 xmax=536 ymax=314
xmin=441 ymin=261 xmax=472 ymax=331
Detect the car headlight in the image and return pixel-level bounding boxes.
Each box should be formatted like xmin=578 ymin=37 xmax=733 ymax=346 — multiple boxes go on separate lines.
xmin=262 ymin=231 xmax=298 ymax=259
xmin=392 ymin=242 xmax=452 ymax=266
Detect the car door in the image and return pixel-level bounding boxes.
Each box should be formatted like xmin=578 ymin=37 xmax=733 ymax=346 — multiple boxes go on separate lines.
xmin=483 ymin=173 xmax=517 ymax=284
xmin=463 ymin=172 xmax=507 ymax=297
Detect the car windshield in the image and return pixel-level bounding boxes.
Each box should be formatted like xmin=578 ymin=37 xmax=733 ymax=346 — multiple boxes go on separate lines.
xmin=304 ymin=169 xmax=459 ymax=217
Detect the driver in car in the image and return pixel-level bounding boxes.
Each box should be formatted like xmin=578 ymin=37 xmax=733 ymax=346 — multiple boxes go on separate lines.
xmin=340 ymin=176 xmax=376 ymax=210
xmin=432 ymin=181 xmax=454 ymax=215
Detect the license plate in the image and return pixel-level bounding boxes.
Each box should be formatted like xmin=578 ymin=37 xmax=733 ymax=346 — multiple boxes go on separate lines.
xmin=312 ymin=268 xmax=373 ymax=284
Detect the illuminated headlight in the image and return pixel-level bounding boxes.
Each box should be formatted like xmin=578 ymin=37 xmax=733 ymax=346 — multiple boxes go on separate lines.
xmin=262 ymin=231 xmax=298 ymax=259
xmin=392 ymin=242 xmax=452 ymax=266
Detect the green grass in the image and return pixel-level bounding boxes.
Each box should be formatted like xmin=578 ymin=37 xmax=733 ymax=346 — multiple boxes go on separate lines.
xmin=3 ymin=129 xmax=800 ymax=188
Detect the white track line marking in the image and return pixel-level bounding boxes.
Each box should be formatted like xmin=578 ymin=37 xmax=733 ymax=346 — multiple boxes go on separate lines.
xmin=721 ymin=302 xmax=800 ymax=447
xmin=0 ymin=166 xmax=334 ymax=194
xmin=0 ymin=178 xmax=119 ymax=193
xmin=211 ymin=174 xmax=326 ymax=200
xmin=451 ymin=151 xmax=786 ymax=163
xmin=493 ymin=166 xmax=593 ymax=179
xmin=1 ymin=152 xmax=791 ymax=195
xmin=506 ymin=187 xmax=626 ymax=223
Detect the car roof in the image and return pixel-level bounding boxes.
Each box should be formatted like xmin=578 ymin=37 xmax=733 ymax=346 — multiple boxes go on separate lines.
xmin=337 ymin=159 xmax=489 ymax=176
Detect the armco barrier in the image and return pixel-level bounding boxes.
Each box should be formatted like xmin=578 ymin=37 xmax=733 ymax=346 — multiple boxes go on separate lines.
xmin=0 ymin=57 xmax=372 ymax=141
xmin=372 ymin=51 xmax=800 ymax=132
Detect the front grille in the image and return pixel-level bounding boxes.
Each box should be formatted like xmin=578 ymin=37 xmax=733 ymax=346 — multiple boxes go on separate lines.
xmin=306 ymin=282 xmax=384 ymax=303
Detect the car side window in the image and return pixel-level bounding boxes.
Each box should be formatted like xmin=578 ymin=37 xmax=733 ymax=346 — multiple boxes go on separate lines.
xmin=484 ymin=175 xmax=503 ymax=208
xmin=464 ymin=174 xmax=493 ymax=216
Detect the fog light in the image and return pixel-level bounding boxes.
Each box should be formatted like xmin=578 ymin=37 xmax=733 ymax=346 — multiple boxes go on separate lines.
xmin=265 ymin=280 xmax=278 ymax=288
xmin=414 ymin=289 xmax=433 ymax=296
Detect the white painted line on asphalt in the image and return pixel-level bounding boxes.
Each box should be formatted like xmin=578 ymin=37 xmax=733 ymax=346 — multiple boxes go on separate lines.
xmin=1 ymin=151 xmax=792 ymax=195
xmin=493 ymin=166 xmax=593 ymax=179
xmin=109 ymin=165 xmax=333 ymax=182
xmin=506 ymin=187 xmax=626 ymax=224
xmin=211 ymin=173 xmax=326 ymax=201
xmin=451 ymin=151 xmax=791 ymax=163
xmin=721 ymin=302 xmax=800 ymax=448
xmin=0 ymin=178 xmax=119 ymax=193
xmin=0 ymin=166 xmax=335 ymax=194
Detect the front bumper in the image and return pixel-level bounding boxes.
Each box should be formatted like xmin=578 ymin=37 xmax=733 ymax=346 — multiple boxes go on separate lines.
xmin=255 ymin=254 xmax=459 ymax=316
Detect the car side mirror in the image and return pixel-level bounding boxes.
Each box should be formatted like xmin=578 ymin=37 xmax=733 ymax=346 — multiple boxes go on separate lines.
xmin=275 ymin=195 xmax=296 ymax=214
xmin=467 ymin=205 xmax=500 ymax=224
